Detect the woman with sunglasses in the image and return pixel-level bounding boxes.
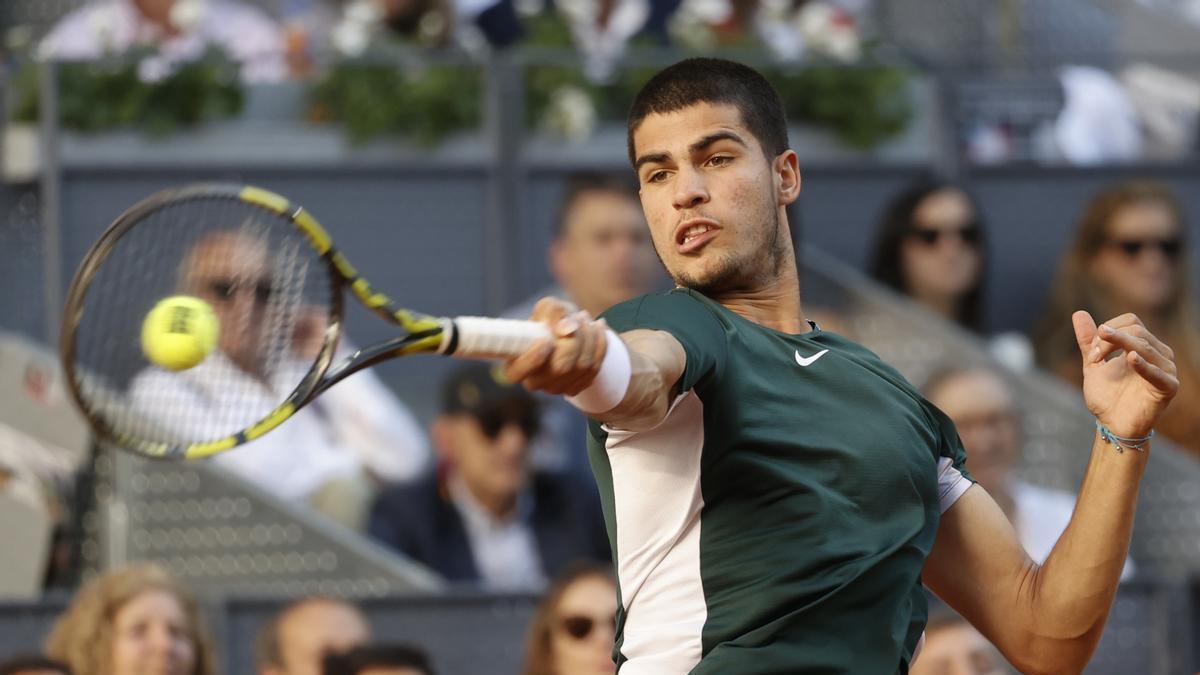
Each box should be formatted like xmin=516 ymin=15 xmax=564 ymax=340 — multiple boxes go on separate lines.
xmin=868 ymin=178 xmax=989 ymax=334
xmin=521 ymin=563 xmax=617 ymax=675
xmin=1034 ymin=180 xmax=1200 ymax=457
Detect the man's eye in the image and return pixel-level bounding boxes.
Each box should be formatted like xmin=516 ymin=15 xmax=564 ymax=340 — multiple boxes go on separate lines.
xmin=708 ymin=155 xmax=732 ymax=167
xmin=646 ymin=171 xmax=668 ymax=184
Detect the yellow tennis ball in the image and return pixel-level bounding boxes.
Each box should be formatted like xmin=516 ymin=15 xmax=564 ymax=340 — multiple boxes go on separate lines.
xmin=141 ymin=296 xmax=219 ymax=371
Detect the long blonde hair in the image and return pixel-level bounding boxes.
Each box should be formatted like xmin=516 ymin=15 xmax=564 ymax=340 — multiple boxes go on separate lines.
xmin=520 ymin=563 xmax=615 ymax=675
xmin=45 ymin=563 xmax=216 ymax=675
xmin=1033 ymin=180 xmax=1200 ymax=381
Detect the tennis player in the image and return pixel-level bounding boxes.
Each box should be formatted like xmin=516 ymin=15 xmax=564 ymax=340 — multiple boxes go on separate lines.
xmin=505 ymin=58 xmax=1179 ymax=674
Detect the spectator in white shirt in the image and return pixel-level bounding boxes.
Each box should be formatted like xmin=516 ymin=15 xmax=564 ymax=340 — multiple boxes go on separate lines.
xmin=923 ymin=366 xmax=1134 ymax=580
xmin=39 ymin=0 xmax=287 ymax=83
xmin=130 ymin=230 xmax=430 ymax=529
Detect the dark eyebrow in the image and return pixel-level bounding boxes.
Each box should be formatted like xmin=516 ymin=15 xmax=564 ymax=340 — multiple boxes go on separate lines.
xmin=689 ymin=131 xmax=748 ymax=155
xmin=634 ymin=131 xmax=749 ymax=171
xmin=634 ymin=152 xmax=670 ymax=171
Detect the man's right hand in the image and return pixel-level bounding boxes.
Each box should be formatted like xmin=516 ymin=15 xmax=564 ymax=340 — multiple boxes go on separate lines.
xmin=503 ymin=297 xmax=610 ymax=396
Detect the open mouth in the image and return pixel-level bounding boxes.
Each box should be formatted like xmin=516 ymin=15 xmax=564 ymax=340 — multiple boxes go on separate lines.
xmin=675 ymin=219 xmax=720 ymax=254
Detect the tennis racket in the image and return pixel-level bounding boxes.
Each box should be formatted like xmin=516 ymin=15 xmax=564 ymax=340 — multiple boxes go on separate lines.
xmin=61 ymin=184 xmax=551 ymax=460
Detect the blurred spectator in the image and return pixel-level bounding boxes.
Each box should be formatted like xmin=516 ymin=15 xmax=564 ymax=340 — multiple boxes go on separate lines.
xmin=44 ymin=562 xmax=216 ymax=675
xmin=869 ymin=178 xmax=989 ymax=333
xmin=506 ymin=174 xmax=662 ymax=479
xmin=131 ymin=230 xmax=430 ymax=529
xmin=369 ymin=363 xmax=610 ymax=590
xmin=377 ymin=0 xmax=455 ymax=47
xmin=1033 ymin=180 xmax=1200 ymax=458
xmin=521 ymin=562 xmax=617 ymax=675
xmin=512 ymin=174 xmax=660 ymax=324
xmin=334 ymin=0 xmax=524 ymax=51
xmin=0 ymin=655 xmax=71 ymax=675
xmin=0 ymin=449 xmax=53 ymax=598
xmin=38 ymin=0 xmax=286 ymax=83
xmin=323 ymin=644 xmax=435 ymax=675
xmin=868 ymin=177 xmax=1034 ymax=370
xmin=556 ymin=0 xmax=653 ymax=78
xmin=924 ymin=366 xmax=1133 ymax=579
xmin=908 ymin=604 xmax=1007 ymax=675
xmin=257 ymin=597 xmax=371 ymax=675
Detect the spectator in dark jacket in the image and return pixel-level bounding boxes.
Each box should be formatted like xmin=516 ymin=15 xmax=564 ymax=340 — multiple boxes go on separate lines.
xmin=369 ymin=363 xmax=610 ymax=590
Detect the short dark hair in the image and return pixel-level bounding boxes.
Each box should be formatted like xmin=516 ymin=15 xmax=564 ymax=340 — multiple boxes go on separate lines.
xmin=0 ymin=655 xmax=71 ymax=675
xmin=323 ymin=644 xmax=436 ymax=675
xmin=627 ymin=58 xmax=790 ymax=166
xmin=554 ymin=173 xmax=638 ymax=239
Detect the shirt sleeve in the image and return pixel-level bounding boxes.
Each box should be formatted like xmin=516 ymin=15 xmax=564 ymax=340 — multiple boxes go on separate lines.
xmin=601 ymin=290 xmax=728 ymax=394
xmin=926 ymin=404 xmax=975 ymax=513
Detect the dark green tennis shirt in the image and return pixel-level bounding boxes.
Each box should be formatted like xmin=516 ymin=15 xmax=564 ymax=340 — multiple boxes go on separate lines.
xmin=587 ymin=289 xmax=973 ymax=674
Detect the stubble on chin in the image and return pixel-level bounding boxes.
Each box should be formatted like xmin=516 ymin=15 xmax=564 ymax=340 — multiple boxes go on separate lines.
xmin=671 ymin=215 xmax=785 ymax=296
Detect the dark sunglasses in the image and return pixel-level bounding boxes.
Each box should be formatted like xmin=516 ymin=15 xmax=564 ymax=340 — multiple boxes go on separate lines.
xmin=206 ymin=279 xmax=274 ymax=304
xmin=1110 ymin=238 xmax=1182 ymax=260
xmin=908 ymin=225 xmax=981 ymax=247
xmin=560 ymin=615 xmax=615 ymax=641
xmin=477 ymin=409 xmax=539 ymax=440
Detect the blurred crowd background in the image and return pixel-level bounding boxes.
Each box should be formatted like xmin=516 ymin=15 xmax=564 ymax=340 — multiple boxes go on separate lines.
xmin=0 ymin=1 xmax=1199 ymax=674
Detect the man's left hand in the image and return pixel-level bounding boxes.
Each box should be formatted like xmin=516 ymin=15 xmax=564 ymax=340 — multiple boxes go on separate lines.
xmin=1073 ymin=311 xmax=1179 ymax=439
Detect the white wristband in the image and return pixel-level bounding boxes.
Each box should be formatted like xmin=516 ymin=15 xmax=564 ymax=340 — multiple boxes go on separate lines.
xmin=566 ymin=329 xmax=632 ymax=414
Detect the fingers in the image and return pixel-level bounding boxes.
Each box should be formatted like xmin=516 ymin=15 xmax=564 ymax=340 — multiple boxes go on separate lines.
xmin=1072 ymin=310 xmax=1098 ymax=361
xmin=1087 ymin=315 xmax=1177 ymax=374
xmin=506 ymin=301 xmax=608 ymax=396
xmin=531 ymin=297 xmax=578 ymax=325
xmin=1125 ymin=348 xmax=1180 ymax=397
xmin=502 ymin=339 xmax=554 ymax=384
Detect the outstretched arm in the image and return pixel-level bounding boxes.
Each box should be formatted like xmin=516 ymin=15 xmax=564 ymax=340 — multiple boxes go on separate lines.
xmin=923 ymin=311 xmax=1178 ymax=675
xmin=503 ymin=297 xmax=686 ymax=432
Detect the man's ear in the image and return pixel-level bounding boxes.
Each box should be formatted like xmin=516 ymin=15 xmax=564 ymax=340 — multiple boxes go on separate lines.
xmin=775 ymin=149 xmax=801 ymax=206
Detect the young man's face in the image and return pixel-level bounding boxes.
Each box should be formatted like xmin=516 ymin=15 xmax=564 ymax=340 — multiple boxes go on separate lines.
xmin=631 ymin=102 xmax=795 ymax=296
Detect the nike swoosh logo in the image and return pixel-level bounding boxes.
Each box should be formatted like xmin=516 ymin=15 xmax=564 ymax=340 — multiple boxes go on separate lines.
xmin=795 ymin=349 xmax=829 ymax=367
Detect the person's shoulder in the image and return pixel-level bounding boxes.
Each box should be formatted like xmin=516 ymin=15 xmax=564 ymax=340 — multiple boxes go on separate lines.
xmin=373 ymin=474 xmax=444 ymax=511
xmin=601 ymin=288 xmax=724 ymax=332
xmin=128 ymin=366 xmax=177 ymax=401
xmin=38 ymin=4 xmax=106 ymax=58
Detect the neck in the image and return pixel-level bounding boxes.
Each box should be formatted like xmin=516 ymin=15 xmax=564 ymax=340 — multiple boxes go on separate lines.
xmin=911 ymin=289 xmax=960 ymax=324
xmin=456 ymin=475 xmax=518 ymax=521
xmin=712 ymin=245 xmax=808 ymax=334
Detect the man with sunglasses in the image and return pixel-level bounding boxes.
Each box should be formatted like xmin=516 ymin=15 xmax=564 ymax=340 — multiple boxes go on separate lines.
xmin=130 ymin=231 xmax=430 ymax=528
xmin=368 ymin=363 xmax=610 ymax=589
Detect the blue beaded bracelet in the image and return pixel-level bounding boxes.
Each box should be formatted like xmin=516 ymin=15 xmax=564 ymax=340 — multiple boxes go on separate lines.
xmin=1095 ymin=420 xmax=1154 ymax=453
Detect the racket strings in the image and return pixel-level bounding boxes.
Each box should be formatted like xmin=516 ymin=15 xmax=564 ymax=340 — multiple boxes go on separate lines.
xmin=69 ymin=196 xmax=334 ymax=450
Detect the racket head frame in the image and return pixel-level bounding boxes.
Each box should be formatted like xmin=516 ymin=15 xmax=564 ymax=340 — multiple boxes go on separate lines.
xmin=60 ymin=184 xmax=353 ymax=460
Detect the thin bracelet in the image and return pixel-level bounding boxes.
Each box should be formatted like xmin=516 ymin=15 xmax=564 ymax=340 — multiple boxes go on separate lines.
xmin=1095 ymin=420 xmax=1154 ymax=453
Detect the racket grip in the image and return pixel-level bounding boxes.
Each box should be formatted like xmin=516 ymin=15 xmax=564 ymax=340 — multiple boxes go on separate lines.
xmin=441 ymin=316 xmax=553 ymax=359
